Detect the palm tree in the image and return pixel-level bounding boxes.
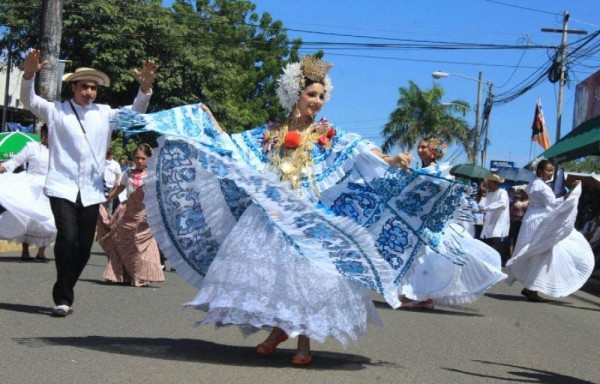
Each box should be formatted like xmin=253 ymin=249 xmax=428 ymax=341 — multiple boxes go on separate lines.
xmin=381 ymin=81 xmax=474 ymax=162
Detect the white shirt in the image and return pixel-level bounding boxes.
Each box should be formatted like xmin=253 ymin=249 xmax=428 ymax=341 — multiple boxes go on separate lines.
xmin=20 ymin=76 xmax=151 ymax=206
xmin=2 ymin=141 xmax=49 ymax=176
xmin=480 ymin=187 xmax=510 ymax=238
xmin=104 ymin=158 xmax=121 ymax=189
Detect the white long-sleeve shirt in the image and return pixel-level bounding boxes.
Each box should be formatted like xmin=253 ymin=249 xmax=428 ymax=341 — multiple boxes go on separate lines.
xmin=2 ymin=141 xmax=49 ymax=176
xmin=480 ymin=187 xmax=510 ymax=238
xmin=20 ymin=76 xmax=151 ymax=206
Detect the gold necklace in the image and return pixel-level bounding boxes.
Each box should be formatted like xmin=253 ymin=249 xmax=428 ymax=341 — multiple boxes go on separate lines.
xmin=264 ymin=120 xmax=321 ymax=190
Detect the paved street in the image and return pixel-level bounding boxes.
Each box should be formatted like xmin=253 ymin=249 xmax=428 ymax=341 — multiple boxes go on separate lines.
xmin=1 ymin=242 xmax=599 ymax=384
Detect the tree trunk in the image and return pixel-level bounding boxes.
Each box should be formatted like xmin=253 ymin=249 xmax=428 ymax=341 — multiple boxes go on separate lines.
xmin=38 ymin=0 xmax=64 ymax=101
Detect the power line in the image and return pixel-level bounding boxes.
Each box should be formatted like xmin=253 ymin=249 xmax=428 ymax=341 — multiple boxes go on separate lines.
xmin=296 ymin=51 xmax=542 ymax=70
xmin=481 ymin=0 xmax=560 ymax=16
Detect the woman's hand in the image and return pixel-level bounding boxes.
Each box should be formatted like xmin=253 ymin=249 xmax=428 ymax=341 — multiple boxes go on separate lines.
xmin=134 ymin=60 xmax=159 ymax=94
xmin=200 ymin=103 xmax=225 ymax=132
xmin=564 ymin=179 xmax=581 ymax=199
xmin=372 ymin=149 xmax=412 ymax=169
xmin=393 ymin=152 xmax=413 ymax=169
xmin=23 ymin=49 xmax=49 ymax=80
xmin=385 ymin=152 xmax=413 ymax=169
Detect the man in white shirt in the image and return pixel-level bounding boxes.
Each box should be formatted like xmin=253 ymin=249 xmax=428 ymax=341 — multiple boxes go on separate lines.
xmin=103 ymin=149 xmax=121 ymax=214
xmin=20 ymin=48 xmax=158 ymax=317
xmin=480 ymin=173 xmax=511 ymax=266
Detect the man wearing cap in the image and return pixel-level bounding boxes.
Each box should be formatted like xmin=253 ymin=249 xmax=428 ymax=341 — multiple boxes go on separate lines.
xmin=20 ymin=48 xmax=158 ymax=317
xmin=479 ymin=173 xmax=511 ymax=266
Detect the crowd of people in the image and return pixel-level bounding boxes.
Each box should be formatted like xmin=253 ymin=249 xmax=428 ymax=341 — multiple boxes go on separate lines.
xmin=0 ymin=49 xmax=596 ymax=367
xmin=469 ymin=161 xmax=595 ymax=302
xmin=575 ymin=186 xmax=600 ymax=278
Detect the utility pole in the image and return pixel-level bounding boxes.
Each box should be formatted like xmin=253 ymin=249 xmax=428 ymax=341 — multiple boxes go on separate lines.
xmin=38 ymin=0 xmax=64 ymax=102
xmin=1 ymin=42 xmax=12 ymax=132
xmin=480 ymin=82 xmax=494 ymax=167
xmin=472 ymin=71 xmax=483 ymax=165
xmin=542 ymin=11 xmax=587 ymax=143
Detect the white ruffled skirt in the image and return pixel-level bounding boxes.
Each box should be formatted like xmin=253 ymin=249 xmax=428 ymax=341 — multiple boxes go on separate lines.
xmin=398 ymin=223 xmax=506 ymax=305
xmin=0 ymin=172 xmax=56 ymax=247
xmin=185 ymin=204 xmax=382 ymax=346
xmin=505 ymin=189 xmax=594 ymax=297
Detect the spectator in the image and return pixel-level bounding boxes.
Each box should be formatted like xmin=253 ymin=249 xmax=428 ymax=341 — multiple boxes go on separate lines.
xmin=509 ymin=187 xmax=528 ymax=255
xmin=480 ymin=174 xmax=511 ymax=266
xmin=103 ymin=149 xmax=121 ymax=214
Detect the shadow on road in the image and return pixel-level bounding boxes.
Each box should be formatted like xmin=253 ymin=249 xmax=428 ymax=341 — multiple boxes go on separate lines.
xmin=12 ymin=336 xmax=400 ymax=371
xmin=0 ymin=256 xmax=48 ymax=263
xmin=485 ymin=293 xmax=526 ymax=302
xmin=442 ymin=359 xmax=596 ymax=383
xmin=0 ymin=302 xmax=53 ymax=316
xmin=78 ymin=278 xmax=163 ymax=289
xmin=485 ymin=293 xmax=600 ymax=312
xmin=372 ymin=300 xmax=483 ymax=317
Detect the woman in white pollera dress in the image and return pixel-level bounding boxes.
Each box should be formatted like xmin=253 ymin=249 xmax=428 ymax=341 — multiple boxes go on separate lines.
xmin=506 ymin=159 xmax=594 ymax=302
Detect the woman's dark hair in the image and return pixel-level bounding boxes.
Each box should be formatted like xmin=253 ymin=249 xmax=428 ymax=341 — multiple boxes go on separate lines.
xmin=40 ymin=124 xmax=48 ymax=135
xmin=535 ymin=159 xmax=552 ymax=176
xmin=303 ymin=78 xmax=324 ymax=90
xmin=136 ymin=143 xmax=152 ymax=158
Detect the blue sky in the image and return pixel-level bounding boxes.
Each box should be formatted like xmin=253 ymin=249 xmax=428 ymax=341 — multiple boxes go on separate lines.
xmin=165 ymin=0 xmax=599 ymax=168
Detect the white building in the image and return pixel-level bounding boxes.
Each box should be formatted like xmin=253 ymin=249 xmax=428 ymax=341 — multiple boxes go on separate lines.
xmin=0 ymin=65 xmax=24 ymax=109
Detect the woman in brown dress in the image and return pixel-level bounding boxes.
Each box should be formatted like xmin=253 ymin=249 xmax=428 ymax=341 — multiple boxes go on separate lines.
xmin=98 ymin=143 xmax=164 ymax=286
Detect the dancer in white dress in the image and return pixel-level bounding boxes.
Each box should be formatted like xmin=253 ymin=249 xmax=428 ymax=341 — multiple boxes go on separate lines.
xmin=0 ymin=125 xmax=56 ymax=262
xmin=506 ymin=159 xmax=594 ymax=301
xmin=399 ymin=137 xmax=505 ymax=309
xmin=183 ymin=59 xmax=412 ymax=365
xmin=113 ymin=57 xmax=483 ymax=366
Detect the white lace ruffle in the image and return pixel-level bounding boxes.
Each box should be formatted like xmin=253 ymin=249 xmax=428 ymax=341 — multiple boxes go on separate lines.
xmin=185 ymin=204 xmax=382 ymax=346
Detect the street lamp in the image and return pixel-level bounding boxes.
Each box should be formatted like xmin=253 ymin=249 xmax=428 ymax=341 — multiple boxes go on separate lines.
xmin=432 ymin=71 xmax=491 ymax=167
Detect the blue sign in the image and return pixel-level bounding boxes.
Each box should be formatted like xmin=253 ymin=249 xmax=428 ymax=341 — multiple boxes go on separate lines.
xmin=490 ymin=160 xmax=514 ymax=171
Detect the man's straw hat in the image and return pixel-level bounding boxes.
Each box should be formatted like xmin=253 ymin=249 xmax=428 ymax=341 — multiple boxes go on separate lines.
xmin=484 ymin=173 xmax=505 ymax=183
xmin=62 ymin=67 xmax=110 ymax=87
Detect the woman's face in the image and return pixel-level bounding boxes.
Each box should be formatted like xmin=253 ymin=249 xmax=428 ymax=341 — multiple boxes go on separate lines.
xmin=538 ymin=163 xmax=554 ymax=181
xmin=417 ymin=140 xmax=434 ymax=163
xmin=296 ymin=83 xmax=325 ymax=120
xmin=133 ymin=150 xmax=149 ymax=171
xmin=40 ymin=129 xmax=48 ymax=146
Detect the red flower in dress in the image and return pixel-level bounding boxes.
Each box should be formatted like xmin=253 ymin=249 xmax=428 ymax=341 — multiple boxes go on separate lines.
xmin=318 ymin=135 xmax=329 ymax=146
xmin=326 ymin=128 xmax=336 ymax=138
xmin=284 ymin=131 xmax=302 ymax=148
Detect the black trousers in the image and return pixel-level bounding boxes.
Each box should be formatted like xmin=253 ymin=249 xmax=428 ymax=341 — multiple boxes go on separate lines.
xmin=49 ymin=194 xmax=100 ymax=306
xmin=483 ymin=237 xmax=510 ymax=267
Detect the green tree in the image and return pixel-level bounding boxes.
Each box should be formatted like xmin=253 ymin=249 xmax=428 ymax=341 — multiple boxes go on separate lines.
xmin=0 ymin=0 xmax=301 ymax=133
xmin=561 ymin=156 xmax=600 ymax=173
xmin=381 ymin=81 xmax=474 ymax=162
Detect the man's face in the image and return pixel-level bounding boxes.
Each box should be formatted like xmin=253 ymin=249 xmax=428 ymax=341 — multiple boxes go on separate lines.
xmin=71 ymin=80 xmax=98 ymax=106
xmin=486 ymin=180 xmax=500 ymax=192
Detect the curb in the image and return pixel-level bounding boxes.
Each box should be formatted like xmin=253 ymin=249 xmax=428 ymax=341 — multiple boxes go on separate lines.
xmin=0 ymin=240 xmax=21 ymax=253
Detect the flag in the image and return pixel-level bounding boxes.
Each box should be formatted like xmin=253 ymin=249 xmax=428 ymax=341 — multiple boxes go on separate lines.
xmin=531 ymin=99 xmax=551 ymax=150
